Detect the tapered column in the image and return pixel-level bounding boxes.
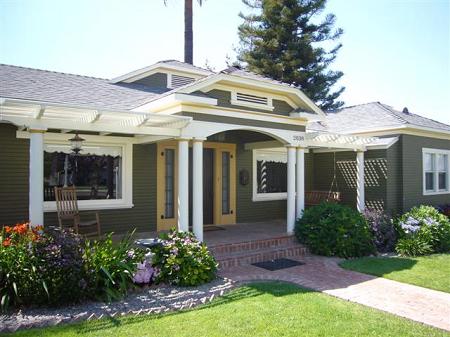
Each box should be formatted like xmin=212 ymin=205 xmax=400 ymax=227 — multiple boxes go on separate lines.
xmin=356 ymin=150 xmax=365 ymax=212
xmin=296 ymin=147 xmax=305 ymax=219
xmin=287 ymin=146 xmax=296 ymax=234
xmin=177 ymin=139 xmax=189 ymax=231
xmin=29 ymin=128 xmax=46 ymax=227
xmin=192 ymin=139 xmax=204 ymax=241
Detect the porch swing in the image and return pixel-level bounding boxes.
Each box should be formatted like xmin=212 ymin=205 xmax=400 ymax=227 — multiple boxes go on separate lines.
xmin=305 ymin=151 xmax=342 ymax=206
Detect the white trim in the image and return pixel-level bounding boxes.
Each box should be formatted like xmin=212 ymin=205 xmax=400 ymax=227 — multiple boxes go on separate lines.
xmin=156 ymin=73 xmax=326 ymax=117
xmin=131 ymin=93 xmax=217 ymax=113
xmin=252 ymin=148 xmax=288 ymax=202
xmin=351 ymin=126 xmax=450 ymax=141
xmin=0 ymin=97 xmax=191 ymax=136
xmin=207 ymin=83 xmax=297 ymax=109
xmin=110 ymin=62 xmax=211 ymax=83
xmin=42 ymin=137 xmax=134 ymax=212
xmin=230 ymin=90 xmax=274 ymax=111
xmin=422 ymin=148 xmax=450 ymax=196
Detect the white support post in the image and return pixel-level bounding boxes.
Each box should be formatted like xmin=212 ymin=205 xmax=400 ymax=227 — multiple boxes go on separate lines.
xmin=29 ymin=128 xmax=46 ymax=227
xmin=177 ymin=139 xmax=189 ymax=232
xmin=192 ymin=139 xmax=204 ymax=241
xmin=356 ymin=150 xmax=365 ymax=212
xmin=296 ymin=147 xmax=305 ymax=219
xmin=287 ymin=146 xmax=296 ymax=234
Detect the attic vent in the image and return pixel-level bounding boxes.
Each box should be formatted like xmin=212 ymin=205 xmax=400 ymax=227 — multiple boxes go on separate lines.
xmin=168 ymin=74 xmax=195 ymax=89
xmin=236 ymin=92 xmax=268 ymax=106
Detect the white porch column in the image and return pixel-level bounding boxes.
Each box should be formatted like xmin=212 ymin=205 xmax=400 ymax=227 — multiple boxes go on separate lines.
xmin=177 ymin=139 xmax=189 ymax=232
xmin=287 ymin=146 xmax=296 ymax=234
xmin=29 ymin=128 xmax=46 ymax=227
xmin=296 ymin=147 xmax=305 ymax=219
xmin=356 ymin=150 xmax=366 ymax=212
xmin=192 ymin=139 xmax=204 ymax=241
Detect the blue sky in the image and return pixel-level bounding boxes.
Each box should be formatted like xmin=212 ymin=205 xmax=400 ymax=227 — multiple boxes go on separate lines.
xmin=1 ymin=0 xmax=449 ymax=123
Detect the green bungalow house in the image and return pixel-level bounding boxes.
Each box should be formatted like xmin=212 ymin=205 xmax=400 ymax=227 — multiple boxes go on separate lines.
xmin=1 ymin=60 xmax=449 ymax=242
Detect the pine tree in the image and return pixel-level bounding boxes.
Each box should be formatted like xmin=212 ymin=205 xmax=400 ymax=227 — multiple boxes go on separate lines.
xmin=237 ymin=0 xmax=345 ymax=110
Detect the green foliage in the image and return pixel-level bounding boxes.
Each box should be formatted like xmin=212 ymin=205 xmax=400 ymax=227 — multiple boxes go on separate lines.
xmin=151 ymin=229 xmax=217 ymax=286
xmin=395 ymin=238 xmax=432 ymax=257
xmin=237 ymin=0 xmax=344 ymax=110
xmin=0 ymin=224 xmax=84 ymax=311
xmin=295 ymin=202 xmax=375 ymax=258
xmin=82 ymin=232 xmax=145 ymax=302
xmin=395 ymin=205 xmax=450 ymax=256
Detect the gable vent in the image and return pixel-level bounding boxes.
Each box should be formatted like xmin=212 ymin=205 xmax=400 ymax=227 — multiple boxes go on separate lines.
xmin=168 ymin=74 xmax=195 ymax=89
xmin=236 ymin=92 xmax=268 ymax=106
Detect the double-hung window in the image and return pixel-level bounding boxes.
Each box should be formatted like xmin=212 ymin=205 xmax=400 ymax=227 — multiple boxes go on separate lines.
xmin=423 ymin=148 xmax=450 ymax=195
xmin=253 ymin=149 xmax=287 ymax=201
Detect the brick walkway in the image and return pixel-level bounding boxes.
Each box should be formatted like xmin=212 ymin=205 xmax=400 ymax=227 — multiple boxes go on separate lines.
xmin=219 ymin=255 xmax=450 ymax=331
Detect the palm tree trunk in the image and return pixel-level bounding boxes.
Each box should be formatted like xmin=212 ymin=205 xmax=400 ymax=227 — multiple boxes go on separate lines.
xmin=184 ymin=0 xmax=193 ymax=64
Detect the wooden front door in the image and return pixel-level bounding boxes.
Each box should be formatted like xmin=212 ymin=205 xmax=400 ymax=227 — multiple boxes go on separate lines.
xmin=157 ymin=141 xmax=236 ymax=231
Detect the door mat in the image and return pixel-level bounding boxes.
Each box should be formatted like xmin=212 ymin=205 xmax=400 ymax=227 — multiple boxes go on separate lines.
xmin=252 ymin=258 xmax=304 ymax=271
xmin=203 ymin=225 xmax=226 ymax=232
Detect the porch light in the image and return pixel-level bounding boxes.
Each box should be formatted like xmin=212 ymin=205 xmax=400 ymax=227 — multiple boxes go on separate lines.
xmin=69 ymin=133 xmax=85 ymax=154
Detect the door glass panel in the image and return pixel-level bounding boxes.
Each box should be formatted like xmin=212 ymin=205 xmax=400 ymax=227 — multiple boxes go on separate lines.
xmin=165 ymin=149 xmax=175 ymax=218
xmin=222 ymin=152 xmax=230 ymax=215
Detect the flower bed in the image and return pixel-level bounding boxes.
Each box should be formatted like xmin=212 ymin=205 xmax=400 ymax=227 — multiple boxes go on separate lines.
xmin=0 ymin=223 xmax=218 ymax=312
xmin=395 ymin=205 xmax=450 ymax=256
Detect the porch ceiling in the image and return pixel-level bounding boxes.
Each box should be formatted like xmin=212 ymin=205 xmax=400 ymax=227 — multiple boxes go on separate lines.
xmin=0 ymin=97 xmax=191 ymax=136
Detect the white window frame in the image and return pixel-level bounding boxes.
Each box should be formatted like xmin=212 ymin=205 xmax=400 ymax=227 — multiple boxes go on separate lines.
xmin=252 ymin=149 xmax=288 ymax=202
xmin=422 ymin=148 xmax=450 ymax=195
xmin=28 ymin=133 xmax=135 ymax=212
xmin=231 ymin=90 xmax=274 ymax=112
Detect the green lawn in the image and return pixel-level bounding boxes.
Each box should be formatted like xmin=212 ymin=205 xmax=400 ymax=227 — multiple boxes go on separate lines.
xmin=7 ymin=282 xmax=448 ymax=337
xmin=340 ymin=254 xmax=450 ymax=293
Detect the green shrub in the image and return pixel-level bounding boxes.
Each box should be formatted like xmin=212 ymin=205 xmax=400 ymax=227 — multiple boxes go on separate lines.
xmin=151 ymin=229 xmax=217 ymax=286
xmin=0 ymin=224 xmax=84 ymax=311
xmin=82 ymin=232 xmax=145 ymax=302
xmin=395 ymin=205 xmax=450 ymax=256
xmin=295 ymin=202 xmax=375 ymax=258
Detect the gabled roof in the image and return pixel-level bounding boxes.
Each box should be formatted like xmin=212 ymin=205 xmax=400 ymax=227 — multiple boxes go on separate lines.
xmin=0 ymin=64 xmax=163 ymax=110
xmin=110 ymin=59 xmax=213 ymax=83
xmin=309 ymin=102 xmax=450 ymax=134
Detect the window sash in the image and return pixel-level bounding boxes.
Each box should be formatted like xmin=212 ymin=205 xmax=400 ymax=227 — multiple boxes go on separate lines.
xmin=42 ymin=137 xmax=133 ymax=212
xmin=253 ymin=149 xmax=288 ymax=201
xmin=423 ymin=149 xmax=450 ymax=194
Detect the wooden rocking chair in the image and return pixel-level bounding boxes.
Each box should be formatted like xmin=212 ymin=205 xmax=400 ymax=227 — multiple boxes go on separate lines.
xmin=54 ymin=186 xmax=101 ymax=238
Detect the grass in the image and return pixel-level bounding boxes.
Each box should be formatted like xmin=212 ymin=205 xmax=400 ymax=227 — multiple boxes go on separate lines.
xmin=340 ymin=254 xmax=450 ymax=293
xmin=6 ymin=282 xmax=449 ymax=337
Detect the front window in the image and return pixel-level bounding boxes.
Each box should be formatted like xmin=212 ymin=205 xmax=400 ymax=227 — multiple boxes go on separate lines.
xmin=253 ymin=149 xmax=287 ymax=201
xmin=423 ymin=149 xmax=449 ymax=194
xmin=44 ymin=144 xmax=122 ymax=201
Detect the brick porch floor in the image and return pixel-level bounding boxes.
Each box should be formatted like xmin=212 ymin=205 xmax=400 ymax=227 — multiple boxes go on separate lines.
xmin=219 ymin=254 xmax=450 ymax=332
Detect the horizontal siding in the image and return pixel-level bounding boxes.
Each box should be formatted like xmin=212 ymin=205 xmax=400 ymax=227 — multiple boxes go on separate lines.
xmin=312 ymin=150 xmax=388 ymax=211
xmin=0 ymin=124 xmax=29 ymax=225
xmin=0 ymin=124 xmax=157 ymax=233
xmin=401 ymin=135 xmax=450 ymax=211
xmin=386 ymin=138 xmax=403 ymax=214
xmin=45 ymin=143 xmax=157 ymax=234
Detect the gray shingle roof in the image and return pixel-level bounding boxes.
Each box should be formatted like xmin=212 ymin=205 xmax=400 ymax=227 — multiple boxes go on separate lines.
xmin=0 ymin=64 xmax=164 ymax=110
xmin=309 ymin=102 xmax=450 ymax=134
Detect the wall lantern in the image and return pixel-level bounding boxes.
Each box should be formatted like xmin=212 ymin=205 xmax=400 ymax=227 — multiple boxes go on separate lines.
xmin=69 ymin=133 xmax=85 ymax=154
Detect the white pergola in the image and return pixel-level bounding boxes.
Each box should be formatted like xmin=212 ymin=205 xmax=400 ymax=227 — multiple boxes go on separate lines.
xmin=1 ymin=97 xmax=376 ymax=237
xmin=0 ymin=98 xmax=191 ymax=227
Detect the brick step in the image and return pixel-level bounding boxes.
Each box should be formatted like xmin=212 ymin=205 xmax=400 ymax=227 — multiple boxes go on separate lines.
xmin=215 ymin=244 xmax=307 ymax=269
xmin=209 ymin=235 xmax=298 ymax=256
